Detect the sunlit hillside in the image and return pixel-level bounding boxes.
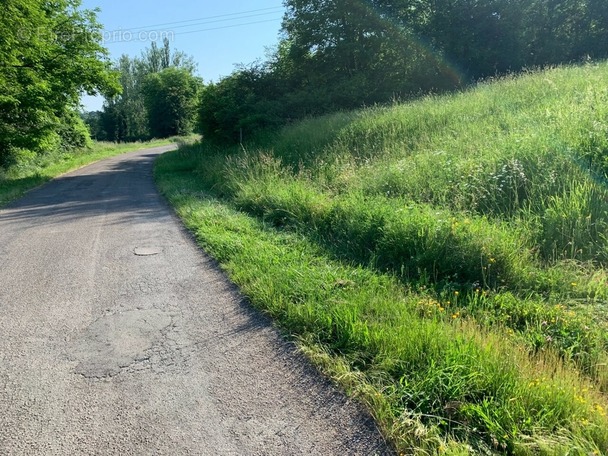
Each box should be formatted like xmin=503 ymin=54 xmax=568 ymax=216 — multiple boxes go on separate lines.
xmin=157 ymin=62 xmax=608 ymax=454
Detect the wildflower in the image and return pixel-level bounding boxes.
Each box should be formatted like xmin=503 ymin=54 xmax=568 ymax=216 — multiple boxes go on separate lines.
xmin=571 ymin=282 xmax=577 ymax=287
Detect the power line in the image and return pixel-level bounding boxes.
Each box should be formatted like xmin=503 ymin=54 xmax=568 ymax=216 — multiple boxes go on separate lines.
xmin=122 ymin=6 xmax=284 ymax=32
xmin=104 ymin=17 xmax=284 ymax=44
xmin=176 ymin=18 xmax=283 ymax=36
xmin=135 ymin=11 xmax=283 ymax=32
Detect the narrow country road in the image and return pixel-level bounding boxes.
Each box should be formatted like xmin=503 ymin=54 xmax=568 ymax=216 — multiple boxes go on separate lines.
xmin=0 ymin=146 xmax=390 ymax=455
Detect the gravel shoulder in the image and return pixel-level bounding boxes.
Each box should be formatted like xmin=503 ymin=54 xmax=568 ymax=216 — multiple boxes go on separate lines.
xmin=0 ymin=146 xmax=391 ymax=455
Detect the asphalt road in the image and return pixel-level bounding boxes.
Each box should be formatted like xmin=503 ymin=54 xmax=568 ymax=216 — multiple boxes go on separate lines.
xmin=0 ymin=146 xmax=390 ymax=455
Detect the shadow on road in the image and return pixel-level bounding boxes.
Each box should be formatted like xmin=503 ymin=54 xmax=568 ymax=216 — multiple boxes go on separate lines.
xmin=0 ymin=150 xmax=171 ymax=227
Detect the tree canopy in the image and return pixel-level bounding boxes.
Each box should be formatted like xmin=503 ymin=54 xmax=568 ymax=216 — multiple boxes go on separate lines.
xmin=0 ymin=0 xmax=119 ymax=165
xmin=199 ymin=0 xmax=608 ymax=143
xmin=97 ymin=39 xmax=201 ymax=142
xmin=143 ymin=67 xmax=202 ymax=138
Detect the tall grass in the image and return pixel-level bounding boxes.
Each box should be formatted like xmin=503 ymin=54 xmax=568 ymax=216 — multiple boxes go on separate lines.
xmin=156 ymin=63 xmax=608 ymax=454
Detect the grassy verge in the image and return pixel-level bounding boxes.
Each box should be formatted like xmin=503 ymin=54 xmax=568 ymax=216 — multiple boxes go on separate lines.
xmin=0 ymin=137 xmax=191 ymax=207
xmin=155 ymin=63 xmax=608 ymax=454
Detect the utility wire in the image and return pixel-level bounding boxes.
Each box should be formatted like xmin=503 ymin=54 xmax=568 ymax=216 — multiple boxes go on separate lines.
xmin=175 ymin=18 xmax=283 ymax=36
xmin=105 ymin=17 xmax=284 ymax=44
xmin=122 ymin=6 xmax=284 ymax=32
xmin=133 ymin=11 xmax=283 ymax=32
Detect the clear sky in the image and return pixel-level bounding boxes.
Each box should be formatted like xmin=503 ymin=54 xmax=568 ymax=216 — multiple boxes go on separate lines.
xmin=80 ymin=0 xmax=286 ymax=111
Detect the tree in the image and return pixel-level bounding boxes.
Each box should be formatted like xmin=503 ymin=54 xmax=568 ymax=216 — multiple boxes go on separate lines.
xmin=143 ymin=68 xmax=202 ymax=138
xmin=405 ymin=0 xmax=608 ymax=79
xmin=282 ymin=0 xmax=461 ymax=106
xmin=283 ymin=0 xmax=608 ymax=85
xmin=198 ymin=0 xmax=608 ymax=143
xmin=0 ymin=0 xmax=119 ymax=165
xmin=81 ymin=111 xmax=104 ymax=141
xmin=139 ymin=38 xmax=197 ymax=74
xmin=100 ymin=55 xmax=148 ymax=141
xmin=100 ymin=39 xmax=199 ymax=141
xmin=199 ymin=62 xmax=286 ymax=143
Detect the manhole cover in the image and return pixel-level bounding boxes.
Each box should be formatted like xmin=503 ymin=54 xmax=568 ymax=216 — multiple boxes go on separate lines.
xmin=133 ymin=246 xmax=163 ymax=256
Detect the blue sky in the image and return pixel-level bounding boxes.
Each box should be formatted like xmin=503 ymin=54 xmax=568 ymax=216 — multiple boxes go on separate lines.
xmin=81 ymin=0 xmax=285 ymax=111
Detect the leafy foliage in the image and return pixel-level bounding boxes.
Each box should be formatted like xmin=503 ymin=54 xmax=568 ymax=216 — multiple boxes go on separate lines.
xmin=199 ymin=63 xmax=286 ymax=142
xmin=0 ymin=0 xmax=119 ymax=165
xmin=99 ymin=39 xmax=200 ymax=142
xmin=199 ymin=0 xmax=608 ymax=143
xmin=143 ymin=68 xmax=202 ymax=138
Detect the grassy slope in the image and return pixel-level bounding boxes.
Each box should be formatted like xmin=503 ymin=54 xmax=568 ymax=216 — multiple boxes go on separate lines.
xmin=0 ymin=138 xmax=182 ymax=207
xmin=155 ymin=63 xmax=608 ymax=454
